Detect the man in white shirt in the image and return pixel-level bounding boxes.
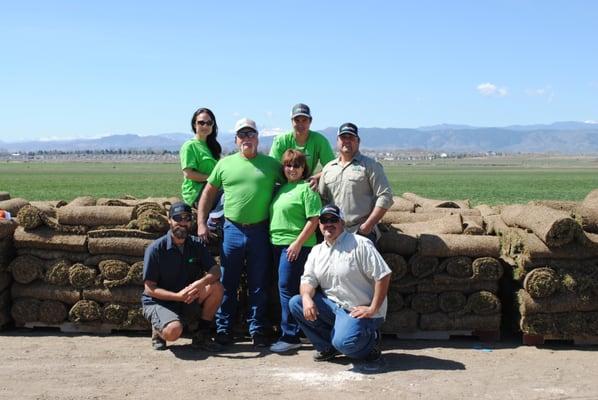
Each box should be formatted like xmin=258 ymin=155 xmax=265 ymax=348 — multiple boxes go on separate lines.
xmin=289 ymin=204 xmax=392 ymax=362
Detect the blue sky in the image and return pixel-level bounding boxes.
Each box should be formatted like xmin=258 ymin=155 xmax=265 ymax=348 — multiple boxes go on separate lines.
xmin=1 ymin=1 xmax=597 ymax=142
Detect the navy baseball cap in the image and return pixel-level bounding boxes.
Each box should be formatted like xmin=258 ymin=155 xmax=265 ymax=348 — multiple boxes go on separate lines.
xmin=337 ymin=122 xmax=358 ymax=137
xmin=319 ymin=204 xmax=345 ymax=220
xmin=291 ymin=103 xmax=311 ymax=119
xmin=169 ymin=202 xmax=192 ymax=218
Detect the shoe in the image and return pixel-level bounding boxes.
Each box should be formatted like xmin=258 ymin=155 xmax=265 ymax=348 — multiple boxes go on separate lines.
xmin=313 ymin=348 xmax=340 ymax=362
xmin=151 ymin=329 xmax=167 ymax=351
xmin=252 ymin=333 xmax=269 ymax=348
xmin=215 ymin=331 xmax=234 ymax=346
xmin=269 ymin=340 xmax=301 ymax=353
xmin=191 ymin=329 xmax=223 ymax=352
xmin=363 ymin=329 xmax=382 ymax=362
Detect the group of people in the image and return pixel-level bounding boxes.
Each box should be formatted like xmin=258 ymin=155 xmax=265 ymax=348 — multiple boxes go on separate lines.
xmin=142 ymin=103 xmax=395 ymax=362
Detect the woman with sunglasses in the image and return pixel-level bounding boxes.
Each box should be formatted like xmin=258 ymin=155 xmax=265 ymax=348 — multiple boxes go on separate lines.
xmin=268 ymin=149 xmax=322 ymax=353
xmin=180 ymin=107 xmax=222 ymax=207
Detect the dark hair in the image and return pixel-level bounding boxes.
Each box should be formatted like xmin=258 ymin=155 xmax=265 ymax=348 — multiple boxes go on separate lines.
xmin=190 ymin=107 xmax=222 ymax=160
xmin=281 ymin=149 xmax=310 ymax=179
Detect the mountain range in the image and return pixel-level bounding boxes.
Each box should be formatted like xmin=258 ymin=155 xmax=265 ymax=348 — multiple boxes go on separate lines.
xmin=2 ymin=121 xmax=598 ymax=154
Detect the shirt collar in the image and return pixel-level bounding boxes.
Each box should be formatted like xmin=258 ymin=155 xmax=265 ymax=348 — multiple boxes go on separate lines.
xmin=332 ymin=151 xmax=362 ymax=165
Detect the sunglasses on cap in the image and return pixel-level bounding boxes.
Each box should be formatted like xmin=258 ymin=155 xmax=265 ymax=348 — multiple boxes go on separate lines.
xmin=237 ymin=129 xmax=258 ymax=139
xmin=319 ymin=216 xmax=340 ymax=224
xmin=195 ymin=119 xmax=214 ymax=127
xmin=172 ymin=214 xmax=192 ymax=222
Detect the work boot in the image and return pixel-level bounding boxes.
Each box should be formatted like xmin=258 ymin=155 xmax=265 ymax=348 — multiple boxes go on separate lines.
xmin=191 ymin=329 xmax=223 ymax=352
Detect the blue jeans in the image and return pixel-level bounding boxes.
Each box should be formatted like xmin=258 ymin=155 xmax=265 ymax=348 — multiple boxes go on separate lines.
xmin=289 ymin=292 xmax=383 ymax=359
xmin=273 ymin=245 xmax=311 ymax=344
xmin=216 ymin=219 xmax=272 ymax=336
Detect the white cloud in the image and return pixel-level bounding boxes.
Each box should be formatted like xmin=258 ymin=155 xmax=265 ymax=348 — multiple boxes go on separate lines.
xmin=525 ymin=85 xmax=554 ymax=103
xmin=260 ymin=127 xmax=284 ymax=137
xmin=584 ymin=120 xmax=598 ymax=124
xmin=476 ymin=83 xmax=508 ymax=97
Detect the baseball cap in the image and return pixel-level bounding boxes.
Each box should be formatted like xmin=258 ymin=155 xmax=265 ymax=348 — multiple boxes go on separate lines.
xmin=234 ymin=118 xmax=258 ymax=133
xmin=169 ymin=201 xmax=192 ymax=218
xmin=319 ymin=204 xmax=345 ymax=220
xmin=337 ymin=122 xmax=358 ymax=137
xmin=291 ymin=103 xmax=311 ymax=119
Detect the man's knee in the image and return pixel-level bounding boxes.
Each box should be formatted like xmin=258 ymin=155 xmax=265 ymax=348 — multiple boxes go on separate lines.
xmin=288 ymin=295 xmax=303 ymax=317
xmin=207 ymin=281 xmax=224 ymax=301
xmin=331 ymin=328 xmax=370 ymax=356
xmin=161 ymin=321 xmax=184 ymax=342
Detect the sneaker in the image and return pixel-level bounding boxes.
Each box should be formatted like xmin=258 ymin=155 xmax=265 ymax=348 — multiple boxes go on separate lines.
xmin=269 ymin=340 xmax=301 ymax=353
xmin=215 ymin=331 xmax=234 ymax=346
xmin=252 ymin=333 xmax=269 ymax=348
xmin=151 ymin=329 xmax=167 ymax=351
xmin=191 ymin=329 xmax=223 ymax=352
xmin=313 ymin=348 xmax=340 ymax=362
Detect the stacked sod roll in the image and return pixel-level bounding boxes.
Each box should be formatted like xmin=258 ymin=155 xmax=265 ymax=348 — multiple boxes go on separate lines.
xmin=379 ymin=193 xmax=503 ymax=335
xmin=491 ymin=197 xmax=598 ymax=339
xmin=9 ymin=196 xmax=178 ymax=331
xmin=0 ymin=195 xmax=18 ymax=329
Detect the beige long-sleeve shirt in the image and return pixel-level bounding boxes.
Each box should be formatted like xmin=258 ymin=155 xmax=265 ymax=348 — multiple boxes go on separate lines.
xmin=319 ymin=152 xmax=394 ymax=232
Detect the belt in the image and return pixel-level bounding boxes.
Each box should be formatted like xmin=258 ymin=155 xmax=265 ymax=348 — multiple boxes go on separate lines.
xmin=225 ymin=218 xmax=268 ymax=228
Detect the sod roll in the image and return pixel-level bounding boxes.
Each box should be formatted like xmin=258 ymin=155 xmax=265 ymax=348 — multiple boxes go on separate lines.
xmin=39 ymin=300 xmax=68 ymax=324
xmin=466 ymin=291 xmax=501 ymax=315
xmin=438 ymin=291 xmax=467 ymax=313
xmin=528 ymin=200 xmax=580 ymax=213
xmin=98 ymin=260 xmax=129 ymax=281
xmin=11 ymin=282 xmax=80 ymax=304
xmin=8 ymin=255 xmax=44 ymax=284
xmin=0 ymin=192 xmax=9 ymax=201
xmin=441 ymin=256 xmax=473 ymax=278
xmin=389 ymin=197 xmax=416 ymax=212
xmin=523 ymin=267 xmax=559 ymax=298
xmin=382 ymin=253 xmax=408 ymax=282
xmin=472 ymin=257 xmax=504 ymax=280
xmin=66 ymin=196 xmax=96 ymax=207
xmin=102 ymin=303 xmax=129 ymax=324
xmin=88 ymin=237 xmax=152 ymax=257
xmin=393 ymin=214 xmax=463 ymax=235
xmin=0 ymin=198 xmax=29 ymax=215
xmin=0 ymin=219 xmax=18 ymax=239
xmin=517 ymin=289 xmax=598 ymax=315
xmin=58 ymin=206 xmax=134 ymax=226
xmin=69 ymin=300 xmax=101 ymax=322
xmin=381 ymin=309 xmax=419 ymax=333
xmin=410 ymin=292 xmax=439 ymax=313
xmin=402 ymin=193 xmax=470 ymax=209
xmin=409 ymin=254 xmax=439 ymax=278
xmin=44 ymin=259 xmax=71 ymax=285
xmin=68 ymin=263 xmax=97 ymax=289
xmin=384 ymin=212 xmax=445 ymax=224
xmin=82 ymin=285 xmax=143 ymax=304
xmin=13 ymin=226 xmax=88 ymax=252
xmin=501 ymin=204 xmax=580 ymax=247
xmin=377 ymin=229 xmax=418 ymax=255
xmin=16 ymin=205 xmax=44 ymax=230
xmin=11 ymin=297 xmax=40 ymax=323
xmin=16 ymin=248 xmax=89 ymax=262
xmin=419 ymin=234 xmax=500 ymax=258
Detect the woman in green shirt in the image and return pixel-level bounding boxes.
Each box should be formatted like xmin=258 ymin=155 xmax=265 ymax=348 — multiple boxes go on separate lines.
xmin=180 ymin=107 xmax=222 ymax=207
xmin=269 ymin=149 xmax=322 ymax=353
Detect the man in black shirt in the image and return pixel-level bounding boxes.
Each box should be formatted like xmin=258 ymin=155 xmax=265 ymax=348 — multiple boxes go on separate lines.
xmin=142 ymin=202 xmax=223 ymax=351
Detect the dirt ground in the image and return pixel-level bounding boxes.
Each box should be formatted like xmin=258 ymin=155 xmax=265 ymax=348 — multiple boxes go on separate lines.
xmin=1 ymin=330 xmax=597 ymax=400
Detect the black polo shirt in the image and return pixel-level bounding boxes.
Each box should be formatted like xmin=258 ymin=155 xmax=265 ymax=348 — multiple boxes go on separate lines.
xmin=141 ymin=231 xmax=216 ymax=307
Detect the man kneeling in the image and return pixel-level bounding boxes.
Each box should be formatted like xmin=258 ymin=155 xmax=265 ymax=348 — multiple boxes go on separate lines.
xmin=142 ymin=202 xmax=224 ymax=351
xmin=289 ymin=205 xmax=391 ymax=362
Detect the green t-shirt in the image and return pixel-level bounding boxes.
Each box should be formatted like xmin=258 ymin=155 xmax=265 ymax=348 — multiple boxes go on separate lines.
xmin=208 ymin=153 xmax=283 ymax=224
xmin=180 ymin=139 xmax=218 ymax=205
xmin=269 ymin=181 xmax=322 ymax=247
xmin=269 ymin=130 xmax=335 ymax=176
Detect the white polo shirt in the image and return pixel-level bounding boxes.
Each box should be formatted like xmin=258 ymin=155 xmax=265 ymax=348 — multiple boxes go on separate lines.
xmin=301 ymin=231 xmax=392 ymax=319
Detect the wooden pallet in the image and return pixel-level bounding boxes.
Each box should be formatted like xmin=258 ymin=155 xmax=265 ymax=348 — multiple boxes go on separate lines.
xmin=393 ymin=329 xmax=500 ymax=342
xmin=19 ymin=322 xmax=149 ymax=334
xmin=523 ymin=333 xmax=598 ymax=346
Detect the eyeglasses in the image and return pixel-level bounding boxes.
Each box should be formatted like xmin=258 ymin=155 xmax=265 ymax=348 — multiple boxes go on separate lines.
xmin=319 ymin=216 xmax=340 ymax=224
xmin=284 ymin=163 xmax=303 ymax=169
xmin=195 ymin=120 xmax=214 ymax=127
xmin=172 ymin=214 xmax=192 ymax=222
xmin=237 ymin=130 xmax=258 ymax=139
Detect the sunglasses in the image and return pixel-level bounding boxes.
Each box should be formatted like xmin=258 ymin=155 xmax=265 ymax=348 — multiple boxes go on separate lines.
xmin=172 ymin=214 xmax=192 ymax=222
xmin=237 ymin=130 xmax=258 ymax=139
xmin=284 ymin=163 xmax=303 ymax=169
xmin=319 ymin=216 xmax=340 ymax=224
xmin=195 ymin=120 xmax=214 ymax=127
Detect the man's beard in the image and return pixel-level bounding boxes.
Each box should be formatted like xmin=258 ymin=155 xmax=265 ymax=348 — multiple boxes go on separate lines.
xmin=172 ymin=226 xmax=188 ymax=240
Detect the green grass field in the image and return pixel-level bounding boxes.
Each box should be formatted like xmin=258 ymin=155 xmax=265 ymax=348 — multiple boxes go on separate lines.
xmin=1 ymin=157 xmax=598 ymax=205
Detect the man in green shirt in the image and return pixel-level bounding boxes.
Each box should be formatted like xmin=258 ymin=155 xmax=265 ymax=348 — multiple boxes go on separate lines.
xmin=197 ymin=118 xmax=282 ymax=347
xmin=269 ymin=103 xmax=335 ymax=190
